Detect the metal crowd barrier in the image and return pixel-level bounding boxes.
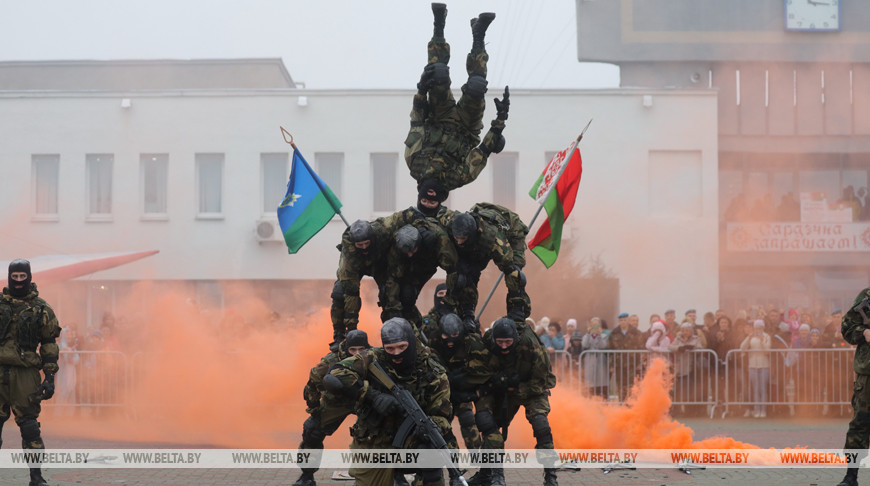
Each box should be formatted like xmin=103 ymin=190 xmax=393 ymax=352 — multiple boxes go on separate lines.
xmin=40 ymin=347 xmax=858 ymax=421
xmin=577 ymin=349 xmax=720 ymax=417
xmin=550 ymin=350 xmax=575 ymax=386
xmin=44 ymin=350 xmax=129 ymax=410
xmin=723 ymin=348 xmax=854 ymax=418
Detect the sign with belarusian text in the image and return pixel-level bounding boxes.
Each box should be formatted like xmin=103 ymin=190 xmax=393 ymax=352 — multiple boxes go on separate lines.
xmin=727 ymin=223 xmax=870 ymax=252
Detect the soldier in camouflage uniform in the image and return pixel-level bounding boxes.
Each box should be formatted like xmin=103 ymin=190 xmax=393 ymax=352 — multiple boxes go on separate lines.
xmin=331 ymin=220 xmax=392 ymax=349
xmin=477 ymin=317 xmax=558 ymax=486
xmin=322 ymin=318 xmax=453 ymax=486
xmin=446 ymin=208 xmax=530 ymax=328
xmin=382 ymin=223 xmax=458 ymax=328
xmin=420 ymin=283 xmax=452 ymax=341
xmin=294 ymin=330 xmax=371 ymax=486
xmin=0 ymin=259 xmax=61 ymax=486
xmin=837 ymin=287 xmax=870 ymax=486
xmin=405 ymin=3 xmax=510 ymax=192
xmin=426 ymin=313 xmax=493 ymax=452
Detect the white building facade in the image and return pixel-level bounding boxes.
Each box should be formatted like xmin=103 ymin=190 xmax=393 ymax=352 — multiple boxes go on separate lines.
xmin=0 ymin=60 xmax=718 ymax=328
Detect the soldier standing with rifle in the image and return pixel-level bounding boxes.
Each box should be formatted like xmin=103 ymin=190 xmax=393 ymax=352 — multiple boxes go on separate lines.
xmin=322 ymin=318 xmax=463 ymax=486
xmin=836 ymin=287 xmax=870 ymax=486
xmin=0 ymin=259 xmax=62 ymax=486
xmin=293 ymin=330 xmax=371 ymax=486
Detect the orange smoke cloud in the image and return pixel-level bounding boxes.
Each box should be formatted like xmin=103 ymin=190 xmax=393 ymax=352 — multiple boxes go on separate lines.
xmin=43 ymin=280 xmax=380 ymax=448
xmin=505 ymin=359 xmax=758 ymax=450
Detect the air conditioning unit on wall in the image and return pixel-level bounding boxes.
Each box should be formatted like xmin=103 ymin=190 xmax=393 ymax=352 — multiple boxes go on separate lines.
xmin=255 ymin=219 xmax=284 ymax=243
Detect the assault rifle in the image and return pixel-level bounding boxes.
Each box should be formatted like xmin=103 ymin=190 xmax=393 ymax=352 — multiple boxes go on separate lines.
xmin=368 ymin=361 xmax=468 ymax=486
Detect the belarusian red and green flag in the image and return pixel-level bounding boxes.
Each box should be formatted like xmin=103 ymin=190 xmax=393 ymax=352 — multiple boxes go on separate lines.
xmin=528 ymin=140 xmax=583 ymax=268
xmin=277 ymin=148 xmax=342 ymax=254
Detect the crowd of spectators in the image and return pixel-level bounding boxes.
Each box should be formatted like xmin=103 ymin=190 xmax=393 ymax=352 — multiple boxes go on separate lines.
xmin=527 ymin=304 xmax=855 ymax=417
xmin=724 ymin=186 xmax=870 ymax=222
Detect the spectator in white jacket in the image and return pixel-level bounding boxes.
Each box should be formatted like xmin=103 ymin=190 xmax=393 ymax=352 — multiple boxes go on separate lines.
xmin=740 ymin=319 xmax=771 ymax=418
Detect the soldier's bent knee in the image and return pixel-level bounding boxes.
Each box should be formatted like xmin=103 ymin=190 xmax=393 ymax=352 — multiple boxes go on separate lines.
xmin=475 ymin=411 xmax=498 ymax=435
xmin=458 ymin=410 xmax=476 ymax=429
xmin=530 ymin=414 xmax=553 ymax=445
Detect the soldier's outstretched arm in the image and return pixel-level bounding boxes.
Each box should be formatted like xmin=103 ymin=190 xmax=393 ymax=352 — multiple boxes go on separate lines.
xmin=38 ymin=305 xmax=61 ymax=375
xmin=842 ymin=288 xmax=870 ymax=345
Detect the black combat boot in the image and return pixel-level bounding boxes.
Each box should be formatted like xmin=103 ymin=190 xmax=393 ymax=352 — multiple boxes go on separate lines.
xmin=432 ymin=3 xmax=447 ymax=39
xmin=470 ymin=12 xmax=496 ymax=51
xmin=543 ymin=468 xmax=558 ymax=486
xmin=490 ymin=467 xmax=506 ymax=486
xmin=393 ymin=471 xmax=410 ymax=486
xmin=29 ymin=467 xmax=49 ymax=486
xmin=466 ymin=468 xmax=491 ymax=486
xmin=837 ymin=468 xmax=858 ymax=486
xmin=292 ymin=470 xmax=316 ymax=486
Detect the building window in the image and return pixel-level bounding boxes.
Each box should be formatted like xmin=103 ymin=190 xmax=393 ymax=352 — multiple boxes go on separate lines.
xmin=261 ymin=153 xmax=288 ymax=214
xmin=196 ymin=153 xmax=224 ymax=216
xmin=316 ymin=152 xmax=344 ymax=200
xmin=141 ymin=154 xmax=168 ymax=217
xmin=491 ymin=152 xmax=518 ymax=209
xmin=32 ymin=154 xmax=59 ymax=218
xmin=371 ymin=153 xmax=397 ymax=213
xmin=87 ymin=154 xmax=113 ymax=217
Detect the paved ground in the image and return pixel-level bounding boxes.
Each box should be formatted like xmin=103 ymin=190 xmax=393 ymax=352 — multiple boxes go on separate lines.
xmin=0 ymin=418 xmax=854 ymax=486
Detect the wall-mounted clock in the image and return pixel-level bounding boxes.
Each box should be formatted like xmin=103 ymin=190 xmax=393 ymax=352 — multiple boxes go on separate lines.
xmin=785 ymin=0 xmax=841 ymax=31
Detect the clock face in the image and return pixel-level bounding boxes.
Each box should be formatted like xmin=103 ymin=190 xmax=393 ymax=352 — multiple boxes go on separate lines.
xmin=785 ymin=0 xmax=841 ymax=31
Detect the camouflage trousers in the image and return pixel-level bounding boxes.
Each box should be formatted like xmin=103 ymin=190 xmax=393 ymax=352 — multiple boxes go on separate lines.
xmin=844 ymin=373 xmax=870 ymax=468
xmin=348 ymin=440 xmax=444 ymax=486
xmin=445 ymin=400 xmax=483 ymax=450
xmin=406 ymin=40 xmax=490 ymax=191
xmin=0 ymin=365 xmax=45 ymax=449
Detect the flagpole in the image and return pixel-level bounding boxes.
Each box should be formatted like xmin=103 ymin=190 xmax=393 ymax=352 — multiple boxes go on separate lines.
xmin=281 ymin=127 xmax=351 ymax=228
xmin=475 ymin=120 xmax=592 ymax=321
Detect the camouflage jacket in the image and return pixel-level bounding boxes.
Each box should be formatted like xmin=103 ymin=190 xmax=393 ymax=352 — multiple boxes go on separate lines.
xmin=336 ymin=220 xmax=392 ymax=328
xmin=457 ymin=216 xmax=519 ymax=278
xmin=482 ymin=321 xmax=556 ymax=400
xmin=428 ymin=331 xmax=494 ymax=401
xmin=0 ymin=284 xmax=62 ymax=372
xmin=322 ymin=347 xmax=452 ymax=446
xmin=841 ymin=287 xmax=870 ymax=375
xmin=382 ymin=219 xmax=458 ymax=317
xmin=303 ymin=345 xmax=351 ymax=415
xmin=608 ymin=327 xmax=645 ymax=351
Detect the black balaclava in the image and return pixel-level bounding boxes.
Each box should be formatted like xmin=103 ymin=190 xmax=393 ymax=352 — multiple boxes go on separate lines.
xmin=417 ymin=178 xmax=448 ymax=217
xmin=433 ymin=283 xmax=451 ymax=315
xmin=491 ymin=317 xmax=519 ymax=355
xmin=349 ymin=220 xmax=375 ymax=255
xmin=439 ymin=313 xmax=464 ymax=351
xmin=395 ymin=225 xmax=421 ymax=257
xmin=339 ymin=329 xmax=371 ymax=359
xmin=451 ymin=213 xmax=478 ymax=250
xmin=7 ymin=259 xmax=32 ymax=298
xmin=381 ymin=317 xmax=417 ymax=375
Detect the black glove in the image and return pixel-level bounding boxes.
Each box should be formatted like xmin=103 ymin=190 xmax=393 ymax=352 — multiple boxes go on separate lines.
xmin=38 ymin=372 xmax=55 ymax=401
xmin=419 ymin=227 xmax=437 ymax=247
xmin=462 ymin=316 xmax=480 ymax=333
xmin=492 ymin=371 xmax=519 ymax=390
xmin=366 ymin=389 xmax=399 ymax=416
xmin=494 ymin=86 xmax=510 ymax=121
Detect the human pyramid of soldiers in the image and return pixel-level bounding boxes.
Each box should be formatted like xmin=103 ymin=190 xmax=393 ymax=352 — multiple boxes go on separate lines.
xmin=294 ymin=5 xmax=559 ymax=486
